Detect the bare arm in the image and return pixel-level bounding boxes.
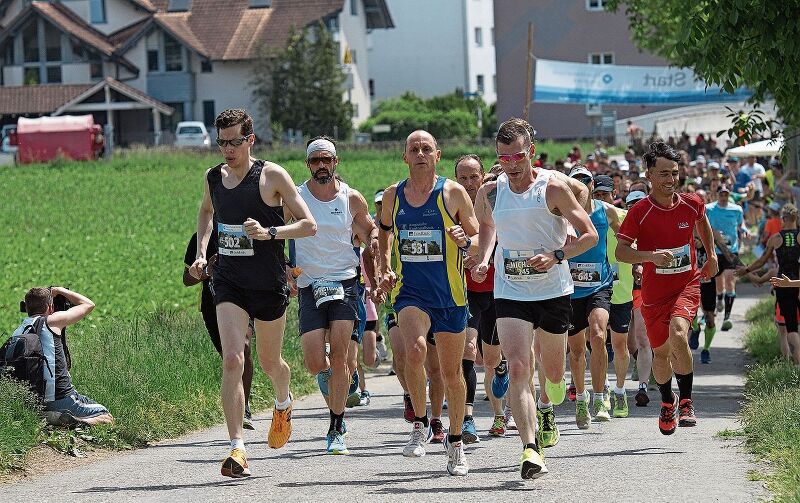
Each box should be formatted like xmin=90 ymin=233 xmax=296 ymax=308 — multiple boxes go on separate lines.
xmin=550 ymin=170 xmax=590 ymax=212
xmin=605 ymin=203 xmax=621 ymax=235
xmin=444 ymin=181 xmax=480 ymax=254
xmin=250 ymin=168 xmax=317 ymax=240
xmin=190 ymin=169 xmax=214 ymax=279
xmin=696 ymin=214 xmax=719 ymax=279
xmin=350 ymin=190 xmax=379 ymax=282
xmin=740 ymin=234 xmax=779 ymax=274
xmin=47 ymin=287 xmax=95 ymax=330
xmin=470 ymin=182 xmax=497 ymax=283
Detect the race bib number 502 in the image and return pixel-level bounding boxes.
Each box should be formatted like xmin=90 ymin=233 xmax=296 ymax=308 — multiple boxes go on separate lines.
xmin=218 ymin=223 xmax=254 ymax=256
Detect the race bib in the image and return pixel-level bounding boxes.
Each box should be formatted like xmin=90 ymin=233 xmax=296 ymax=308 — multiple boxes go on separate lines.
xmin=655 ymin=245 xmax=691 ymax=275
xmin=312 ymin=280 xmax=345 ymax=307
xmin=611 ymin=263 xmax=620 ymax=282
xmin=217 ymin=223 xmax=254 ymax=256
xmin=570 ymin=262 xmax=602 ymax=288
xmin=398 ymin=229 xmax=443 ymax=262
xmin=503 ymin=249 xmax=545 ymax=281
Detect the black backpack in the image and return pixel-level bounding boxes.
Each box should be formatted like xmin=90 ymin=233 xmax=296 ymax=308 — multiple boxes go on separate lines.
xmin=0 ymin=316 xmax=52 ymax=398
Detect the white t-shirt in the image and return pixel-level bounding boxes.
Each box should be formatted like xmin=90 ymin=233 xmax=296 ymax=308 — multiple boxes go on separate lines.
xmin=741 ymin=162 xmax=765 ymax=193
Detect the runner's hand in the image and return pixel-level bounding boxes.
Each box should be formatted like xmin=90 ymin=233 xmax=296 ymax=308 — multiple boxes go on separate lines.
xmin=471 ymin=262 xmax=489 ymax=283
xmin=244 ymin=217 xmax=267 ymax=240
xmin=734 ymin=265 xmax=749 ymax=278
xmin=285 ymin=265 xmax=298 ymax=297
xmin=770 ymin=274 xmax=794 ymax=288
xmin=446 ymin=225 xmax=468 ymax=248
xmin=527 ymin=253 xmax=557 ymax=272
xmin=649 ymin=250 xmax=674 ymax=267
xmin=189 ymin=258 xmax=207 ymax=280
xmin=374 ymin=271 xmax=397 ymax=303
xmin=206 ymin=254 xmax=217 ymax=278
xmin=700 ymin=254 xmax=718 ymax=280
xmin=633 ymin=264 xmax=643 ymax=285
xmin=463 ymin=254 xmax=479 ymax=270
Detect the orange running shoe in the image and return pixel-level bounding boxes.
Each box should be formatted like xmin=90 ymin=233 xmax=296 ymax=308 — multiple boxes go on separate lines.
xmin=678 ymin=398 xmax=697 ymax=427
xmin=658 ymin=392 xmax=679 ymax=435
xmin=268 ymin=395 xmax=293 ymax=449
xmin=221 ymin=448 xmax=251 ymax=478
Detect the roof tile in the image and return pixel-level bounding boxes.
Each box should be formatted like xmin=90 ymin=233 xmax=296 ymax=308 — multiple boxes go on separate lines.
xmin=0 ymin=84 xmax=93 ymax=115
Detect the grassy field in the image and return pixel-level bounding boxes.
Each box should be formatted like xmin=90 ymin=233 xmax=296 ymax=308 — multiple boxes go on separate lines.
xmin=742 ymin=299 xmax=800 ymax=502
xmin=0 ymin=141 xmax=595 ymax=473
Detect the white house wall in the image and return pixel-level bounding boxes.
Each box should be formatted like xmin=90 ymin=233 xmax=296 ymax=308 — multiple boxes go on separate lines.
xmin=465 ymin=0 xmax=495 ymax=104
xmin=338 ymin=0 xmax=371 ymax=129
xmin=62 ymin=62 xmax=92 ymax=83
xmin=192 ymin=59 xmax=256 ymax=136
xmin=3 ymin=64 xmax=22 ymax=86
xmin=368 ymin=0 xmax=467 ymax=101
xmin=61 ymin=0 xmax=149 ymax=35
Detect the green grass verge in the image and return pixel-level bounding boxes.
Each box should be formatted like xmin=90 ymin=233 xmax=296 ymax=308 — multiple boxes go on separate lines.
xmin=0 ymin=377 xmax=43 ymax=472
xmin=741 ymin=299 xmax=800 ymax=502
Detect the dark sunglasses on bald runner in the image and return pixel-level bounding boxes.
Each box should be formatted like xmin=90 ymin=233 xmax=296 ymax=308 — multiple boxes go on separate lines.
xmin=216 ymin=135 xmax=251 ymax=148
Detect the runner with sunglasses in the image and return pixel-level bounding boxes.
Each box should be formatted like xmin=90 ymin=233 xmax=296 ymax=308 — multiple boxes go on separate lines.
xmin=190 ymin=109 xmax=317 ymax=478
xmin=472 ymin=118 xmax=597 ymax=479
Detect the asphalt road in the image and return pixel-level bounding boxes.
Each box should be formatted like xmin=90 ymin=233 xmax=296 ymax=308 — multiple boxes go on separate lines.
xmin=4 ymin=285 xmax=768 ymax=502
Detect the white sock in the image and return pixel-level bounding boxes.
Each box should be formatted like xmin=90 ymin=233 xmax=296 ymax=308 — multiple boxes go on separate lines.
xmin=614 ymin=386 xmax=625 ymax=395
xmin=639 ymin=382 xmax=647 ymax=389
xmin=275 ymin=393 xmax=292 ymax=410
xmin=593 ymin=392 xmax=604 ymax=402
xmin=230 ymin=438 xmax=245 ymax=451
xmin=604 ymin=378 xmax=611 ymax=389
xmin=537 ymin=399 xmax=552 ymax=409
xmin=576 ymin=390 xmax=589 ymax=402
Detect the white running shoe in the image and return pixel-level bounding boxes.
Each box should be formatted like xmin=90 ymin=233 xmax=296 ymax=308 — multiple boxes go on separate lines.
xmin=403 ymin=421 xmax=429 ymax=457
xmin=504 ymin=403 xmax=517 ymax=431
xmin=444 ymin=436 xmax=469 ymax=476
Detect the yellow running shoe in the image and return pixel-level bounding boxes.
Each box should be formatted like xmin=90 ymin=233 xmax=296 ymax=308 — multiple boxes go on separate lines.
xmin=268 ymin=398 xmax=293 ymax=449
xmin=221 ymin=448 xmax=250 ymax=478
xmin=520 ymin=447 xmax=548 ymax=480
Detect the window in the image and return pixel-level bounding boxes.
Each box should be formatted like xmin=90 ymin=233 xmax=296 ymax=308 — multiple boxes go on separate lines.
xmin=491 ymin=27 xmax=495 ymax=46
xmin=45 ymin=24 xmax=61 ymax=62
xmin=351 ymin=0 xmax=357 ymax=15
xmin=24 ymin=67 xmax=39 ymax=85
xmin=90 ymin=0 xmax=107 ymax=23
xmin=327 ymin=16 xmax=338 ymax=32
xmin=249 ymin=0 xmax=272 ymax=7
xmin=201 ymin=59 xmax=212 ymax=73
xmin=163 ymin=102 xmax=184 ymax=131
xmin=589 ymin=52 xmax=614 ymax=65
xmin=352 ymin=103 xmax=359 ymax=117
xmin=147 ymin=50 xmax=159 ymax=71
xmin=203 ymin=100 xmax=215 ymax=126
xmin=23 ymin=23 xmax=39 ymax=63
xmin=350 ymin=49 xmax=357 ymax=64
xmin=90 ymin=62 xmax=103 ymax=79
xmin=167 ymin=0 xmax=191 ymax=12
xmin=474 ymin=27 xmax=483 ymax=47
xmin=586 ymin=0 xmax=607 ymax=10
xmin=369 ymin=78 xmax=374 ymax=98
xmin=493 ymin=74 xmax=497 ymax=93
xmin=476 ymin=74 xmax=485 ymax=94
xmin=2 ymin=41 xmax=14 ymax=66
xmin=46 ymin=66 xmax=61 ymax=83
xmin=164 ymin=33 xmax=183 ymax=72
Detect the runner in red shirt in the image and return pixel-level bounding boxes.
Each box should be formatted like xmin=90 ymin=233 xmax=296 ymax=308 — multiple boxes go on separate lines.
xmin=616 ymin=142 xmax=718 ymax=435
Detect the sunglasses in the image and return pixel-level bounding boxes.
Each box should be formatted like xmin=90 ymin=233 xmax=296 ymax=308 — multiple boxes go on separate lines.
xmin=216 ymin=135 xmax=251 ymax=148
xmin=307 ymin=156 xmax=335 ymax=165
xmin=497 ymin=151 xmax=527 ymax=164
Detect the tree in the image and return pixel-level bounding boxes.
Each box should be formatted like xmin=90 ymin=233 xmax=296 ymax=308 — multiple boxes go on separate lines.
xmin=251 ymin=23 xmax=353 ymax=141
xmin=606 ymin=1 xmax=800 ymax=146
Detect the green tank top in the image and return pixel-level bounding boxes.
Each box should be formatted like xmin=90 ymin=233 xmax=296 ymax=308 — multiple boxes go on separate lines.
xmin=608 ymin=207 xmax=634 ymax=304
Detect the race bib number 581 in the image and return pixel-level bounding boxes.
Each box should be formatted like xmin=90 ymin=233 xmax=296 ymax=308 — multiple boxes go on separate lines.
xmin=398 ymin=229 xmax=443 ymax=262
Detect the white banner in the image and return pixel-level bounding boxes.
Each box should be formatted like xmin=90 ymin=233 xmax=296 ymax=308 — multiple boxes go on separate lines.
xmin=534 ymin=59 xmax=751 ymax=105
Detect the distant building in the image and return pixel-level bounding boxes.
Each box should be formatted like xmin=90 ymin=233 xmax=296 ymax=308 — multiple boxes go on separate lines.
xmin=0 ymin=0 xmax=393 ymax=146
xmin=494 ymin=0 xmax=673 ymax=140
xmin=369 ymin=0 xmax=495 ymax=105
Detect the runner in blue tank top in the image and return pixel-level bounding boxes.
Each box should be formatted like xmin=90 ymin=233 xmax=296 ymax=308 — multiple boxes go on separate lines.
xmin=566 ymin=167 xmax=621 ymax=428
xmin=374 ymin=130 xmax=479 ymax=476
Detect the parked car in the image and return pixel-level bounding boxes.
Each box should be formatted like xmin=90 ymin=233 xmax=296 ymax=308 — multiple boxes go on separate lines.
xmin=1 ymin=124 xmax=17 ymax=154
xmin=174 ymin=121 xmax=210 ymax=148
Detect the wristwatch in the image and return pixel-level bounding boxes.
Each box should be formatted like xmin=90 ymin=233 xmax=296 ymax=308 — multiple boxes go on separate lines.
xmin=553 ymin=249 xmax=565 ymax=264
xmin=267 ymin=226 xmax=278 ymax=240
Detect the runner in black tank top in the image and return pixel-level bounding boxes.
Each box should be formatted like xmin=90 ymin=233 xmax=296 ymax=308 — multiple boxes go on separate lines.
xmin=189 ymin=109 xmax=317 ymax=479
xmin=739 ymin=203 xmax=800 ymax=363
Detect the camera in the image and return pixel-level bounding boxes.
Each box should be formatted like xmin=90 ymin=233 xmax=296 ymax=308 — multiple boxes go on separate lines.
xmin=19 ymin=288 xmax=74 ymax=313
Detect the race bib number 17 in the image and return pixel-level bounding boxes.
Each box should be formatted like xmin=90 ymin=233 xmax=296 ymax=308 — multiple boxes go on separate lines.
xmin=217 ymin=223 xmax=254 ymax=256
xmin=655 ymin=245 xmax=691 ymax=275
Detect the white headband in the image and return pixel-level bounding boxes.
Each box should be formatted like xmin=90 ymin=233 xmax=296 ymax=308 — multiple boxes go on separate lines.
xmin=306 ymin=139 xmax=336 ymax=158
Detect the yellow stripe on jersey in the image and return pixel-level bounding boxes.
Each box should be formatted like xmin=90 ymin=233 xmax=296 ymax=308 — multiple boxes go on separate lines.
xmin=437 ymin=193 xmax=466 ymax=306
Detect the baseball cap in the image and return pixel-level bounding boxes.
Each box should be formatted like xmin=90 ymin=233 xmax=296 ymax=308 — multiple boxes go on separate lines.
xmin=708 ymin=161 xmax=720 ymax=170
xmin=727 ymin=156 xmax=739 ymax=163
xmin=374 ymin=190 xmax=384 ymax=203
xmin=695 ymin=155 xmax=706 ymax=164
xmin=617 ymin=159 xmax=630 ymax=171
xmin=768 ymin=201 xmax=782 ymax=212
xmin=718 ymin=184 xmax=731 ymax=193
xmin=569 ymin=166 xmax=593 ymax=180
xmin=626 ymin=190 xmax=647 ymax=205
xmin=592 ymin=175 xmax=614 ymax=192
xmin=769 ymin=158 xmax=781 ymax=166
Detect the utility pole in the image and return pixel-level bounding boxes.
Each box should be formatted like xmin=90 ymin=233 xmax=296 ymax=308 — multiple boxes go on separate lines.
xmin=523 ymin=22 xmax=534 ymax=122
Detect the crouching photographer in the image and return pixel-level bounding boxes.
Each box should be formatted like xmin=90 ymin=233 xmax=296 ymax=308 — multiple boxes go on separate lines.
xmin=7 ymin=286 xmax=113 ymax=426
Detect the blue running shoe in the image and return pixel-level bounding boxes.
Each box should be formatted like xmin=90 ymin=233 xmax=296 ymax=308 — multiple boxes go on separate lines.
xmin=316 ymin=368 xmax=332 ymax=397
xmin=326 ymin=430 xmax=349 ymax=455
xmin=689 ymin=327 xmax=700 ymax=350
xmin=492 ymin=360 xmax=510 ymax=399
xmin=700 ymin=349 xmax=710 ymax=364
xmin=462 ymin=417 xmax=480 ymax=444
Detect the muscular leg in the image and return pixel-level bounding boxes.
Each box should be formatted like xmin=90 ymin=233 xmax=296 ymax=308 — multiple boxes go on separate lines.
xmin=243 ymin=327 xmax=254 ymax=410
xmin=669 ymin=317 xmax=693 ymax=376
xmin=363 ymin=328 xmax=378 ymax=368
xmin=254 ymin=315 xmax=291 ymax=403
xmin=497 ymin=318 xmax=536 ymax=445
xmin=398 ymin=307 xmax=431 ymax=418
xmin=435 ymin=331 xmax=467 ymax=435
xmin=217 ymin=302 xmax=250 ymax=441
xmin=463 ymin=328 xmax=478 ymax=417
xmin=482 ymin=343 xmax=503 ymax=415
xmin=632 ymin=308 xmax=652 ymax=387
xmin=587 ymin=308 xmax=610 ymax=393
xmin=568 ymin=330 xmax=588 ymax=396
xmin=389 ymin=324 xmax=408 ymax=391
xmin=611 ymin=330 xmax=629 ymax=389
xmin=425 ymin=342 xmax=444 ymax=419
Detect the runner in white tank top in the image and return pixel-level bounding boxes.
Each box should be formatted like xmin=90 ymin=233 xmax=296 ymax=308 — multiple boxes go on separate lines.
xmin=471 ymin=118 xmax=598 ymax=481
xmin=287 ymin=137 xmax=377 ymax=456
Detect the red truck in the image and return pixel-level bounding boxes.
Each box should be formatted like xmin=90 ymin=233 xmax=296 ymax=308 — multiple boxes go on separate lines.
xmin=14 ymin=115 xmax=104 ymax=164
